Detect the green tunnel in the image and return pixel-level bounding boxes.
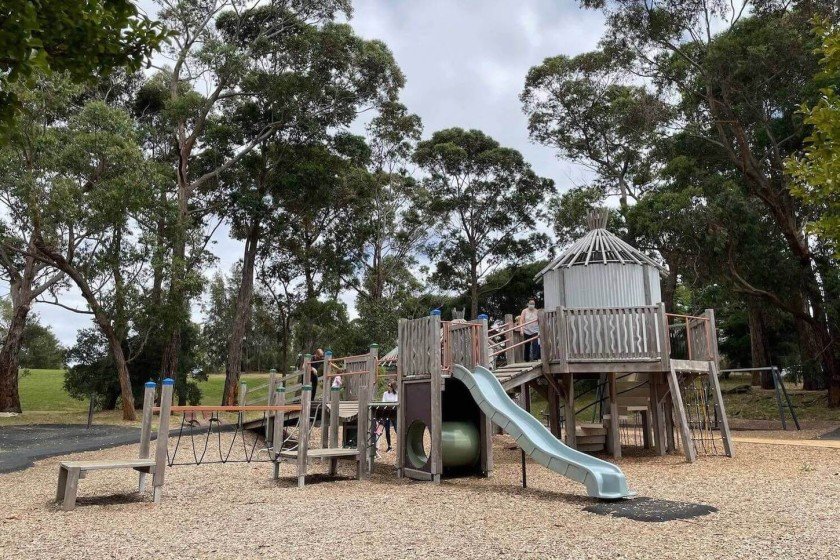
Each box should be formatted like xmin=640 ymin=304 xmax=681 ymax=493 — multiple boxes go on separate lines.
xmin=405 ymin=420 xmax=480 ymax=469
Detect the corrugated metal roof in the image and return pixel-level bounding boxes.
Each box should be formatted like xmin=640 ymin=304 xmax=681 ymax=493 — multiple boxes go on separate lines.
xmin=536 ymin=209 xmax=668 ymax=279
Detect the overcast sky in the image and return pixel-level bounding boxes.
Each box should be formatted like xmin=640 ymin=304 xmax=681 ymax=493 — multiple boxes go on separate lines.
xmin=28 ymin=0 xmax=605 ymax=345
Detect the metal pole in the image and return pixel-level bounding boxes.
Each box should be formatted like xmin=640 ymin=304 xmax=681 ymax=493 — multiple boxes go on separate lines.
xmin=521 ymin=449 xmax=527 ymax=489
xmin=771 ymin=367 xmax=788 ymax=430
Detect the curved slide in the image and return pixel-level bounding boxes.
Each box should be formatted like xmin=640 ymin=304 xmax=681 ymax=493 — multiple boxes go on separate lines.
xmin=452 ymin=364 xmax=633 ymax=499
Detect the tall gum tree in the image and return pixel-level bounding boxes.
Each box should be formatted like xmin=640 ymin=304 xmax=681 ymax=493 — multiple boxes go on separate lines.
xmin=413 ymin=128 xmax=554 ymax=319
xmin=578 ymin=0 xmax=840 ymax=403
xmin=151 ymin=0 xmax=356 ymax=385
xmin=212 ymin=8 xmax=404 ymax=404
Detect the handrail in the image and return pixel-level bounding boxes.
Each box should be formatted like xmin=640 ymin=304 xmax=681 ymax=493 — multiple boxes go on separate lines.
xmin=490 ymin=335 xmax=535 ymax=357
xmin=490 ymin=318 xmax=538 ymax=339
xmin=154 ymin=405 xmax=302 ymax=413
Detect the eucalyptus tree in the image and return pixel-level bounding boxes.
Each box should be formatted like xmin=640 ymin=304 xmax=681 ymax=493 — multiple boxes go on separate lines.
xmin=351 ymin=102 xmax=425 ymax=346
xmin=0 ymin=0 xmax=165 ymax=135
xmin=258 ymin=137 xmax=374 ymax=362
xmin=521 ymin=50 xmax=670 ymax=210
xmin=413 ymin=128 xmax=554 ymax=318
xmin=574 ymin=0 xmax=840 ymax=402
xmin=150 ymin=0 xmax=362 ymax=384
xmin=0 ymin=76 xmax=71 ymax=412
xmin=788 ymin=20 xmax=840 ymax=251
xmin=211 ymin=8 xmax=404 ymax=403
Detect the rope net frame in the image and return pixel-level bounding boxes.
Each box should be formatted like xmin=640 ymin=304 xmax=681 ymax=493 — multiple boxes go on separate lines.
xmin=160 ymin=403 xmax=315 ymax=467
xmin=676 ymin=374 xmax=726 ymax=457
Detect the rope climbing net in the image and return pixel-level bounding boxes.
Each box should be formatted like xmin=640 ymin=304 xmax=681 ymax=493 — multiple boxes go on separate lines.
xmin=677 ymin=375 xmax=726 ymax=456
xmin=153 ymin=404 xmax=306 ymax=467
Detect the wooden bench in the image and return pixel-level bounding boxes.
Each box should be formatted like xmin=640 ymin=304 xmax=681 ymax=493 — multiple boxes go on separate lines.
xmin=56 ymin=459 xmax=155 ymax=511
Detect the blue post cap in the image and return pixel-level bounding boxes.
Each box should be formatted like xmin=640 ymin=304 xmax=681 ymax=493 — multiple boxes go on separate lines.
xmin=325 ymin=350 xmax=333 ymax=357
xmin=269 ymin=368 xmax=277 ymax=373
xmin=301 ymin=384 xmax=312 ymax=391
xmin=431 ymin=309 xmax=442 ymax=316
xmin=477 ymin=313 xmax=488 ymax=320
xmin=145 ymin=381 xmax=156 ymax=388
xmin=304 ymin=353 xmax=312 ymax=359
xmin=162 ymin=378 xmax=175 ymax=386
xmin=276 ymin=386 xmax=285 ymax=392
xmin=370 ymin=342 xmax=379 ymax=349
xmin=331 ymin=386 xmax=341 ymax=391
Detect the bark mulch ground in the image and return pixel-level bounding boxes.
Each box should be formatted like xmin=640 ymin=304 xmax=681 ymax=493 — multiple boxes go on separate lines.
xmin=0 ymin=426 xmax=838 ymax=559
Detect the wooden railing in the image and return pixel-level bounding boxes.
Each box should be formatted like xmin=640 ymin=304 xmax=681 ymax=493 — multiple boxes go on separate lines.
xmin=546 ymin=305 xmax=665 ymax=363
xmin=666 ymin=312 xmax=715 ymax=362
xmin=242 ymin=370 xmax=303 ymax=406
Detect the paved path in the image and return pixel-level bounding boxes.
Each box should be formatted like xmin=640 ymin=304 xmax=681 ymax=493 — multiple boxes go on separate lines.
xmin=0 ymin=424 xmax=143 ymax=473
xmin=732 ymin=436 xmax=840 ymax=450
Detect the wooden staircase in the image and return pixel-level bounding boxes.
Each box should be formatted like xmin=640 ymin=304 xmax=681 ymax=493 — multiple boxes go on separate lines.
xmin=575 ymin=423 xmax=607 ymax=452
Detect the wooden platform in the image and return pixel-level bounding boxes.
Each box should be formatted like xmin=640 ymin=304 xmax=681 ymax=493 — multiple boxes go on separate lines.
xmin=493 ymin=360 xmax=543 ymax=390
xmin=277 ymin=448 xmax=359 ymax=459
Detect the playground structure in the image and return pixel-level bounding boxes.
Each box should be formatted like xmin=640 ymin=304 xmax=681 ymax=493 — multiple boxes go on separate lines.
xmin=54 ymin=208 xmax=734 ymax=507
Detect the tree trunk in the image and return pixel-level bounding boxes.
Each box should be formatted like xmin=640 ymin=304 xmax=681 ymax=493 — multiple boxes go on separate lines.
xmin=32 ymin=236 xmax=136 ymax=420
xmin=0 ymin=302 xmax=29 ymax=413
xmin=223 ymin=222 xmax=260 ymax=405
xmin=470 ymin=260 xmax=479 ymax=319
xmin=746 ymin=298 xmax=772 ymax=388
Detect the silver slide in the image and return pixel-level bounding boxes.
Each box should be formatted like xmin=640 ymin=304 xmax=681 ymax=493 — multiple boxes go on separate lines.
xmin=452 ymin=364 xmax=633 ymax=499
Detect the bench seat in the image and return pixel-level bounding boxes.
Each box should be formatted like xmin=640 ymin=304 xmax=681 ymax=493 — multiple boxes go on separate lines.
xmin=56 ymin=459 xmax=155 ymax=511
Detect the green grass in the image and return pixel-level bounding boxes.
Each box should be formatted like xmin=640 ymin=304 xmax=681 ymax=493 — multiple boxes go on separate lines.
xmin=0 ymin=370 xmax=272 ymax=427
xmin=18 ymin=369 xmax=89 ymax=412
xmin=2 ymin=369 xmax=838 ymax=427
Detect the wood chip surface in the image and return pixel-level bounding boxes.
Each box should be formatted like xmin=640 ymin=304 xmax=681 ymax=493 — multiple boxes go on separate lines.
xmin=1 ymin=426 xmax=838 ymax=559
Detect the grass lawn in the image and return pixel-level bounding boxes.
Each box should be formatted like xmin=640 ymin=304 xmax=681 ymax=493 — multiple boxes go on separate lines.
xmin=0 ymin=369 xmax=271 ymax=427
xmin=1 ymin=369 xmax=838 ymax=427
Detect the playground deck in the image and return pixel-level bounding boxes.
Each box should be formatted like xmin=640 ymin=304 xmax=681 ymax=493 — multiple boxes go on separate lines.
xmin=0 ymin=426 xmax=836 ymax=559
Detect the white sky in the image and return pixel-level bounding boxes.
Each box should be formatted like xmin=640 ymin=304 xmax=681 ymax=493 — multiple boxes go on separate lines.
xmin=27 ymin=0 xmax=604 ymax=345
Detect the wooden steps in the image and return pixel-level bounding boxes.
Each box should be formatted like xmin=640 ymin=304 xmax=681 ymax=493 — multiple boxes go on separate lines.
xmin=575 ymin=423 xmax=607 ymax=453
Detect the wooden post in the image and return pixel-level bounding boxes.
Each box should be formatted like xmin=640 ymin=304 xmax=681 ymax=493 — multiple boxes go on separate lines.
xmin=272 ymin=386 xmax=286 ymax=479
xmin=152 ymin=378 xmax=174 ymax=503
xmin=429 ymin=311 xmax=443 ymax=484
xmin=608 ymin=372 xmax=621 ymax=459
xmin=667 ymin=363 xmax=696 ymax=463
xmin=396 ymin=318 xmax=407 ymax=478
xmin=504 ymin=313 xmax=515 ymax=365
xmin=297 ymin=354 xmax=312 ymax=488
xmin=329 ymin=386 xmax=341 ymax=475
xmin=320 ymin=351 xmax=333 ymax=448
xmin=538 ymin=310 xmax=561 ymax=438
xmin=563 ymin=372 xmax=576 ymax=449
xmin=650 ymin=374 xmax=666 ymax=456
xmin=707 ymin=361 xmax=734 ymax=458
xmin=266 ymin=369 xmax=277 ymax=445
xmin=138 ymin=381 xmax=156 ymax=493
xmin=360 ymin=344 xmax=379 ymax=476
xmin=657 ymin=303 xmax=671 ymax=370
xmin=477 ymin=314 xmax=493 ymax=475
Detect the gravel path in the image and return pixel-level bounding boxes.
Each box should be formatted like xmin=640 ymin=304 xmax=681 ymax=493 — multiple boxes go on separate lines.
xmin=0 ymin=428 xmax=838 ymax=559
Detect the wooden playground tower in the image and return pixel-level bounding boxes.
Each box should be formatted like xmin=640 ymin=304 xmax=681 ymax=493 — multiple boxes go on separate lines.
xmin=397 ymin=210 xmax=735 ymax=472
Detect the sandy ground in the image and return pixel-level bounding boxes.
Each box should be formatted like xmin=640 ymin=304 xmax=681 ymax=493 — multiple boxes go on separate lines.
xmin=1 ymin=426 xmax=838 ymax=560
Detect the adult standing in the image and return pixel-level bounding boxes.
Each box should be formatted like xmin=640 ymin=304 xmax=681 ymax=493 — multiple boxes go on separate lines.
xmin=381 ymin=381 xmax=398 ymax=452
xmin=310 ymin=348 xmax=325 ymax=401
xmin=519 ymin=298 xmax=540 ymax=362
